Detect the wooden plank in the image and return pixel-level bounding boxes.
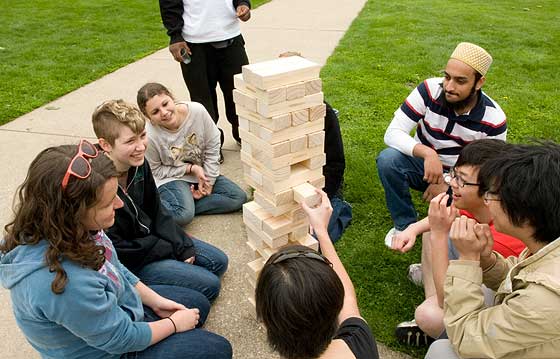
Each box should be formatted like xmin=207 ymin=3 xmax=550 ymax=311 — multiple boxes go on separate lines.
xmin=245 ymin=241 xmax=260 ymax=260
xmin=307 ymin=130 xmax=325 ymax=148
xmin=239 ymin=128 xmax=293 ymax=158
xmin=234 ymin=73 xmax=287 ymax=105
xmin=293 ymin=182 xmax=321 ymax=207
xmin=257 ymin=92 xmax=324 ymax=118
xmin=236 ymin=105 xmax=291 ymax=132
xmin=290 ymin=135 xmax=307 ymax=153
xmin=262 ymin=214 xmax=307 ymax=239
xmin=246 ymin=218 xmax=289 ymax=249
xmin=310 ymin=175 xmax=326 ymax=189
xmin=258 ymin=118 xmax=324 ymax=144
xmin=240 ymin=152 xmax=291 ymax=181
xmin=260 ymin=165 xmax=324 ymax=194
xmin=288 ymin=206 xmax=307 ymax=222
xmin=285 ymin=82 xmax=306 ymax=101
xmin=299 ymin=234 xmax=319 ymax=251
xmin=242 ymin=56 xmax=321 ymax=90
xmin=247 ymin=257 xmax=265 ymax=281
xmin=309 ymin=103 xmax=327 ymax=122
xmin=302 ymin=153 xmax=326 ymax=170
xmin=233 ymin=89 xmax=257 ymax=112
xmin=305 ymin=78 xmax=322 ymax=95
xmin=242 ymin=201 xmax=272 ymax=230
xmin=288 ymin=224 xmax=310 ymax=242
xmin=291 ymin=109 xmax=309 ymax=126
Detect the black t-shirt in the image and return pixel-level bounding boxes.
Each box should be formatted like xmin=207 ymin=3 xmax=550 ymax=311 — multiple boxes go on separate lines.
xmin=334 ymin=317 xmax=379 ymax=359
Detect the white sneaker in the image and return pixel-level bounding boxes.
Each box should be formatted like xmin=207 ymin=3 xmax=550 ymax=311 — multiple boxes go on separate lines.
xmin=407 ymin=263 xmax=423 ymax=287
xmin=384 ymin=227 xmax=401 ymax=248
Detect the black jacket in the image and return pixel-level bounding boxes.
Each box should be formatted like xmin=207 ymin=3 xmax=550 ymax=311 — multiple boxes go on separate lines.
xmin=106 ymin=161 xmax=195 ymax=273
xmin=324 ymin=102 xmax=346 ymax=198
xmin=159 ymin=0 xmax=251 ymax=44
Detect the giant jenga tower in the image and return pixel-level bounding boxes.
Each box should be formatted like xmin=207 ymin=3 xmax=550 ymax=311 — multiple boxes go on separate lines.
xmin=232 ymin=56 xmax=327 ymax=308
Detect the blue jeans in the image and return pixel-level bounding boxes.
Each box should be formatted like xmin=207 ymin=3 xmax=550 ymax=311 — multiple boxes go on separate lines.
xmin=376 ymin=148 xmax=429 ymax=231
xmin=122 ymin=285 xmax=232 ymax=359
xmin=327 ymin=196 xmax=353 ymax=243
xmin=136 ymin=238 xmax=228 ymax=302
xmin=158 ymin=175 xmax=247 ymax=226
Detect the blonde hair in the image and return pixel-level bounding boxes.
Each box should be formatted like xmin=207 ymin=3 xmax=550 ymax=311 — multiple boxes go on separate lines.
xmin=92 ymin=99 xmax=146 ymax=145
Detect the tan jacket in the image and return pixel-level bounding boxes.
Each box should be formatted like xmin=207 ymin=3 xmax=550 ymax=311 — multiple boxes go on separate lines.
xmin=443 ymin=237 xmax=560 ymax=358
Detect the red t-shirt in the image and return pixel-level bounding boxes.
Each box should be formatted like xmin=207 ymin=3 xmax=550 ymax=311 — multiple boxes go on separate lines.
xmin=459 ymin=210 xmax=526 ymax=257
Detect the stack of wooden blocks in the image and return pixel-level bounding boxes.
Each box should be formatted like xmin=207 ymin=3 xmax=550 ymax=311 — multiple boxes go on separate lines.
xmin=233 ymin=56 xmax=326 ymax=308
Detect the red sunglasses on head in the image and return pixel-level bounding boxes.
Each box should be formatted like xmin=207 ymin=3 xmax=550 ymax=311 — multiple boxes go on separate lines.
xmin=61 ymin=139 xmax=99 ymax=190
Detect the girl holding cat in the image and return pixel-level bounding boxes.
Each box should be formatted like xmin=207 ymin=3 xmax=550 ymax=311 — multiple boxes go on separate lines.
xmin=137 ymin=82 xmax=247 ymax=226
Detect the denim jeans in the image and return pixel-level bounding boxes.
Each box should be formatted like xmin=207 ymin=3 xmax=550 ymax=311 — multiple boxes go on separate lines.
xmin=326 ymin=196 xmax=353 ymax=243
xmin=136 ymin=238 xmax=228 ymax=302
xmin=158 ymin=175 xmax=247 ymax=226
xmin=122 ymin=284 xmax=232 ymax=359
xmin=376 ymin=147 xmax=429 ymax=231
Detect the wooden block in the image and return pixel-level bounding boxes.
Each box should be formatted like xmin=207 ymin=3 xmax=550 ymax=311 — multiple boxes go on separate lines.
xmin=233 ymin=89 xmax=257 ymax=112
xmin=245 ymin=118 xmax=323 ymax=145
xmin=298 ymin=234 xmax=319 ymax=251
xmin=254 ymin=190 xmax=298 ymax=217
xmin=247 ymin=257 xmax=265 ymax=281
xmin=239 ymin=117 xmax=250 ymax=131
xmin=242 ymin=56 xmax=321 ymax=90
xmin=241 ymin=140 xmax=252 ymax=154
xmin=290 ymin=135 xmax=307 ymax=153
xmin=293 ymin=182 xmax=321 ymax=207
xmin=305 ymin=78 xmax=322 ymax=95
xmin=307 ymin=130 xmax=325 ymax=148
xmin=257 ymin=92 xmax=324 ymax=118
xmin=302 ymin=153 xmax=327 ymax=170
xmin=235 ymin=73 xmax=287 ymax=105
xmin=285 ymin=82 xmax=306 ymax=101
xmin=246 ymin=218 xmax=289 ymax=249
xmin=263 ymin=214 xmax=307 ymax=239
xmin=237 ymin=106 xmax=291 ymax=132
xmin=309 ymin=103 xmax=327 ymax=122
xmin=239 ymin=128 xmax=292 ymax=158
xmin=310 ymin=175 xmax=326 ymax=189
xmin=260 ymin=165 xmax=324 ymax=195
xmin=245 ymin=241 xmax=260 ymax=260
xmin=243 ymin=201 xmax=272 ymax=230
xmin=291 ymin=109 xmax=309 ymax=126
xmin=240 ymin=152 xmax=291 ymax=181
xmin=289 ymin=224 xmax=310 ymax=242
xmin=288 ymin=206 xmax=307 ymax=222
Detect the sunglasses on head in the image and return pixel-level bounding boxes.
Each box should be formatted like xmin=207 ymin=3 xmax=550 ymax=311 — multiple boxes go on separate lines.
xmin=61 ymin=139 xmax=99 ymax=190
xmin=271 ymin=249 xmax=332 ymax=267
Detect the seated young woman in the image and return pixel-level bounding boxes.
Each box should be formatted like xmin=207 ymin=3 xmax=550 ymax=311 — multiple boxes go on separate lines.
xmin=0 ymin=141 xmax=231 ymax=358
xmin=137 ymin=82 xmax=247 ymax=226
xmin=255 ymin=189 xmax=379 ymax=359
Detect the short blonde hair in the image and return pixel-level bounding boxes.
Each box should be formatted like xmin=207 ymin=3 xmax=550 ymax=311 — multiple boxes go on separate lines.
xmin=92 ymin=99 xmax=146 ymax=145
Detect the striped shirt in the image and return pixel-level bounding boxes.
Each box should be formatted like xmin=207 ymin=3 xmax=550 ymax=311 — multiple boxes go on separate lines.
xmin=384 ymin=77 xmax=507 ymax=167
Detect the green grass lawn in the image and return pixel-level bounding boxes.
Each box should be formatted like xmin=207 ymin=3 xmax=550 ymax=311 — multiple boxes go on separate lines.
xmin=322 ymin=0 xmax=559 ymax=357
xmin=0 ymin=0 xmax=269 ymax=125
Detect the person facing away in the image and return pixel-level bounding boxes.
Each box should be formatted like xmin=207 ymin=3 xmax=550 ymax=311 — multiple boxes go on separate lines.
xmin=92 ymin=99 xmax=228 ymax=303
xmin=136 ymin=82 xmax=247 ymax=227
xmin=425 ymin=142 xmax=560 ymax=359
xmin=376 ymin=42 xmax=507 ymax=247
xmin=159 ymin=0 xmax=252 ymax=160
xmin=0 ymin=142 xmax=232 ymax=359
xmin=390 ymin=139 xmax=525 ymax=346
xmin=255 ymin=189 xmax=380 ymax=359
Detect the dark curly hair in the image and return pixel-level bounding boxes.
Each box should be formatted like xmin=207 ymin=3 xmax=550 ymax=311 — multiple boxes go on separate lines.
xmin=1 ymin=144 xmax=118 ymax=294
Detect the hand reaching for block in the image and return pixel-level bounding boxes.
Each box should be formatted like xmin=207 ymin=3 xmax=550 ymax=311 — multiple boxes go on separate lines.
xmin=301 ymin=189 xmax=332 ymax=237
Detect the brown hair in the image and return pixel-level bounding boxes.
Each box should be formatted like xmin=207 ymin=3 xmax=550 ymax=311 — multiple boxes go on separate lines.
xmin=1 ymin=145 xmax=118 ymax=294
xmin=136 ymin=82 xmax=174 ymax=116
xmin=92 ymin=99 xmax=146 ymax=146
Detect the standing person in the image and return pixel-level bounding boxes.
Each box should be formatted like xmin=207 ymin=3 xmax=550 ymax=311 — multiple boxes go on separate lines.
xmin=425 ymin=142 xmax=560 ymax=359
xmin=376 ymin=42 xmax=507 ymax=246
xmin=137 ymin=82 xmax=247 ymax=226
xmin=159 ymin=0 xmax=252 ymax=162
xmin=0 ymin=142 xmax=232 ymax=358
xmin=255 ymin=190 xmax=380 ymax=359
xmin=92 ymin=99 xmax=228 ymax=303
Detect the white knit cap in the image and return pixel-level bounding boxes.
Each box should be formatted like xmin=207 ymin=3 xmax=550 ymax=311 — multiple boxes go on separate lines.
xmin=450 ymin=42 xmax=493 ymax=76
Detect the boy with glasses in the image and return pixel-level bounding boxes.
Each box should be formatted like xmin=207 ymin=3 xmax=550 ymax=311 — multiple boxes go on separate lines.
xmin=426 ymin=141 xmax=560 ymax=358
xmin=391 ymin=139 xmax=525 ymax=346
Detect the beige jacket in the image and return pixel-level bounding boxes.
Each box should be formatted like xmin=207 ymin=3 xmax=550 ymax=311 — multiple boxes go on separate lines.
xmin=443 ymin=237 xmax=560 ymax=358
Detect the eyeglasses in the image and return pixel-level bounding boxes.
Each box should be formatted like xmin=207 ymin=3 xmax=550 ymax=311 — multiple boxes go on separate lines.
xmin=271 ymin=249 xmax=332 ymax=267
xmin=483 ymin=191 xmax=501 ymax=204
xmin=444 ymin=168 xmax=479 ymax=188
xmin=61 ymin=139 xmax=99 ymax=190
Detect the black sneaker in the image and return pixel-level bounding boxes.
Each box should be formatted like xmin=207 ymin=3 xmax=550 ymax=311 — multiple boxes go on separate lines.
xmin=219 ymin=150 xmax=224 ymax=164
xmin=395 ymin=320 xmax=434 ymax=347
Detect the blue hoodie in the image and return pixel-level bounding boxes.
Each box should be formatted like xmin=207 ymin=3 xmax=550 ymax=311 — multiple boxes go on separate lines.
xmin=0 ymin=231 xmax=152 ymax=358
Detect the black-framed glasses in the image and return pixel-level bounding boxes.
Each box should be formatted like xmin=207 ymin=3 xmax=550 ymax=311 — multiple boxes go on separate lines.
xmin=271 ymin=249 xmax=332 ymax=267
xmin=444 ymin=168 xmax=480 ymax=188
xmin=483 ymin=191 xmax=501 ymax=204
xmin=61 ymin=139 xmax=99 ymax=190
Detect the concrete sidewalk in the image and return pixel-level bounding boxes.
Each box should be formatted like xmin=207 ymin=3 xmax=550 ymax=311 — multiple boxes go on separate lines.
xmin=0 ymin=0 xmax=412 ymax=358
